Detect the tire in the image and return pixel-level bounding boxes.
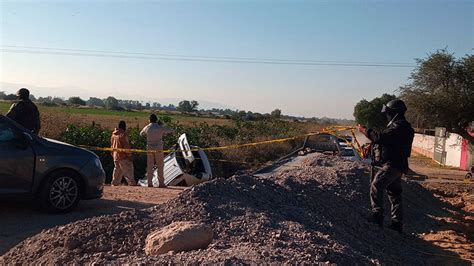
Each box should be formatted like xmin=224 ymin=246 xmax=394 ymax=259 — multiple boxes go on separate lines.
xmin=38 ymin=170 xmax=81 ymax=213
xmin=465 ymin=173 xmax=472 ymax=182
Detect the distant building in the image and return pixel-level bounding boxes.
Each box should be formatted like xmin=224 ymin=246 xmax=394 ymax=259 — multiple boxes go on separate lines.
xmin=412 ymin=126 xmax=473 ymax=170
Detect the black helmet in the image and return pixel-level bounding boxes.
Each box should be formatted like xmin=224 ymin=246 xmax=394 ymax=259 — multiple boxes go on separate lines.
xmin=381 ymin=99 xmax=407 ymax=114
xmin=17 ymin=88 xmax=30 ymax=99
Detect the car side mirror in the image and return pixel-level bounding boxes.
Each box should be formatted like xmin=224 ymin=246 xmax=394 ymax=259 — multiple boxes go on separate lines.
xmin=16 ymin=132 xmax=32 ymax=149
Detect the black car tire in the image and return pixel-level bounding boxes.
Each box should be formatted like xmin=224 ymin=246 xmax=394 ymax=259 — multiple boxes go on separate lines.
xmin=38 ymin=170 xmax=81 ymax=213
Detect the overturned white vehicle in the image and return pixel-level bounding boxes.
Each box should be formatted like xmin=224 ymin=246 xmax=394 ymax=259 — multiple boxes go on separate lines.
xmin=139 ymin=134 xmax=213 ymax=187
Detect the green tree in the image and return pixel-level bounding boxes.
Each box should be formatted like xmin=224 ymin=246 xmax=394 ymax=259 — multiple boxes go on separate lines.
xmin=236 ymin=110 xmax=247 ymax=119
xmin=52 ymin=97 xmax=65 ymax=105
xmin=68 ymin=96 xmax=86 ymax=106
xmin=353 ymin=94 xmax=397 ymax=130
xmin=271 ymin=109 xmax=282 ymax=119
xmin=399 ymin=50 xmax=474 ymax=144
xmin=104 ymin=96 xmax=119 ymax=109
xmin=191 ymin=100 xmax=199 ymax=111
xmin=87 ymin=97 xmax=105 ymax=107
xmin=177 ymin=100 xmax=199 ymax=112
xmin=4 ymin=94 xmax=17 ymax=101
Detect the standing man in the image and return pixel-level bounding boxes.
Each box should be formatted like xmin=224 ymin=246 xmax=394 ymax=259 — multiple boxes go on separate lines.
xmin=357 ymin=99 xmax=414 ymax=233
xmin=140 ymin=114 xmax=173 ymax=188
xmin=6 ymin=88 xmax=41 ymax=134
xmin=110 ymin=121 xmax=136 ymax=186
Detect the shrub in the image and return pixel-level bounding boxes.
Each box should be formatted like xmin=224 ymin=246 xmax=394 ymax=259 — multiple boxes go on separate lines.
xmin=59 ymin=118 xmax=304 ymax=182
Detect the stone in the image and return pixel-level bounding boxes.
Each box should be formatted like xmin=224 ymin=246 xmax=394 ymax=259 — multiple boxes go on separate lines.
xmin=64 ymin=237 xmax=81 ymax=250
xmin=144 ymin=221 xmax=213 ymax=255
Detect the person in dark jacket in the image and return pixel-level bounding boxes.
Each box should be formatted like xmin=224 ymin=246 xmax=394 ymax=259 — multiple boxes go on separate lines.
xmin=5 ymin=88 xmax=41 ymax=134
xmin=357 ymin=99 xmax=414 ymax=233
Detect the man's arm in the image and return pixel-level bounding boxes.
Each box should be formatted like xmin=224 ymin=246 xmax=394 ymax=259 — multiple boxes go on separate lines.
xmin=357 ymin=124 xmax=397 ymax=145
xmin=33 ymin=111 xmax=41 ymax=134
xmin=110 ymin=134 xmax=115 ymax=157
xmin=123 ymin=135 xmax=133 ymax=160
xmin=366 ymin=126 xmax=398 ymax=145
xmin=36 ymin=118 xmax=41 ymax=133
xmin=110 ymin=134 xmax=114 ymax=147
xmin=123 ymin=135 xmax=131 ymax=149
xmin=5 ymin=103 xmax=19 ymax=120
xmin=140 ymin=125 xmax=148 ymax=137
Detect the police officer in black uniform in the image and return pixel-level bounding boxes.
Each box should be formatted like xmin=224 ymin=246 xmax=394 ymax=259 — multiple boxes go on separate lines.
xmin=357 ymin=99 xmax=414 ymax=233
xmin=6 ymin=88 xmax=41 ymax=134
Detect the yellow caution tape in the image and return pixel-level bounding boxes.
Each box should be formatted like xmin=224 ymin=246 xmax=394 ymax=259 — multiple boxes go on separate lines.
xmin=78 ymin=145 xmax=175 ymax=154
xmin=320 ymin=126 xmax=365 ymax=158
xmin=350 ymin=129 xmax=365 ymax=157
xmin=79 ymin=132 xmax=322 ymax=154
xmin=78 ymin=126 xmax=364 ymax=160
xmin=319 ymin=131 xmax=364 ymax=158
xmin=323 ymin=126 xmax=357 ymax=132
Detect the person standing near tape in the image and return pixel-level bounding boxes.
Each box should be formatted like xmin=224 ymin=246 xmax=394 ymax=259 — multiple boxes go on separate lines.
xmin=110 ymin=121 xmax=136 ymax=186
xmin=140 ymin=114 xmax=173 ymax=188
xmin=357 ymin=99 xmax=414 ymax=233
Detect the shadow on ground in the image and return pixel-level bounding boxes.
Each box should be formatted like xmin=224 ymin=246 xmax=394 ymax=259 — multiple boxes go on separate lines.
xmin=0 ymin=199 xmax=155 ymax=255
xmin=199 ymin=173 xmax=472 ymax=264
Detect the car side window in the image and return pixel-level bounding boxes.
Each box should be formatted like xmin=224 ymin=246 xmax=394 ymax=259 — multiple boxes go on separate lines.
xmin=0 ymin=119 xmax=20 ymax=150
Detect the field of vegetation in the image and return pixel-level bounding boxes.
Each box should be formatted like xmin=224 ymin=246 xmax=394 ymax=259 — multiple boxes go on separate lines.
xmin=0 ymin=101 xmax=231 ymax=129
xmin=1 ymin=100 xmax=325 ymax=181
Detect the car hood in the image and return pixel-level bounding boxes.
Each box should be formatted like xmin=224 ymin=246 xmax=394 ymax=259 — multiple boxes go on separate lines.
xmin=41 ymin=138 xmax=98 ymax=158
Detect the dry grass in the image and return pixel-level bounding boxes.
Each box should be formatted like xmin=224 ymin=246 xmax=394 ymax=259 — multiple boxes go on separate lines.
xmin=39 ymin=112 xmax=73 ymax=139
xmin=36 ymin=111 xmax=232 ymax=139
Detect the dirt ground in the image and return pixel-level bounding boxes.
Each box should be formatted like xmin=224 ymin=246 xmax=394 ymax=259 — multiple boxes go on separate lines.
xmin=408 ymin=153 xmax=469 ymax=181
xmin=2 ymin=153 xmax=472 ymax=264
xmin=415 ymin=181 xmax=473 ymax=261
xmin=405 ymin=155 xmax=473 ymax=262
xmin=0 ymin=185 xmax=184 ymax=255
xmin=0 ymin=155 xmax=472 ymax=263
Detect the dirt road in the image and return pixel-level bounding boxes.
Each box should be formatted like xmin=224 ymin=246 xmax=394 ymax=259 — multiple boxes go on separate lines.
xmin=405 ymin=155 xmax=473 ymax=262
xmin=408 ymin=154 xmax=469 ymax=181
xmin=0 ymin=185 xmax=184 ymax=255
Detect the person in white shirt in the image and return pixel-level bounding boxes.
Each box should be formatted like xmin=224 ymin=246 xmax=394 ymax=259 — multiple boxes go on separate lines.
xmin=140 ymin=114 xmax=173 ymax=187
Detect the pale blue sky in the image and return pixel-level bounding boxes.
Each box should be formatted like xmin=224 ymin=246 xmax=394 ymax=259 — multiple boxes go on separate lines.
xmin=0 ymin=0 xmax=472 ymax=118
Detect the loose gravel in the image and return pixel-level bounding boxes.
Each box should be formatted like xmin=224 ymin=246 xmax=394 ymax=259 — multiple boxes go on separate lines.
xmin=1 ymin=153 xmax=471 ymax=264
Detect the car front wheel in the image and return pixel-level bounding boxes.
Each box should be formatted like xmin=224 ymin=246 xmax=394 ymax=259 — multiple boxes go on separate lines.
xmin=39 ymin=170 xmax=81 ymax=213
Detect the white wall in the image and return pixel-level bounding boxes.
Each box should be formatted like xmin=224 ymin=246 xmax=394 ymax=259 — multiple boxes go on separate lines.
xmin=412 ymin=133 xmax=435 ymax=158
xmin=445 ymin=133 xmax=462 ymax=167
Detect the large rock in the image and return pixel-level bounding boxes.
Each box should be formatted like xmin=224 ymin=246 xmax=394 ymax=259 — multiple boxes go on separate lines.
xmin=144 ymin=221 xmax=213 ymax=255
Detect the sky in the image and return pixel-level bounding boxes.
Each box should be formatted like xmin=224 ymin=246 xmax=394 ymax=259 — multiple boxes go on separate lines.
xmin=0 ymin=0 xmax=472 ymax=119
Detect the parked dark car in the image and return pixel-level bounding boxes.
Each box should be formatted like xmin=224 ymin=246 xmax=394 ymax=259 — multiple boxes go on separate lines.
xmin=0 ymin=115 xmax=105 ymax=213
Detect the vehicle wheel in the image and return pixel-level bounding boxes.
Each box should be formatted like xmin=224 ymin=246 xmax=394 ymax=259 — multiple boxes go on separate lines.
xmin=465 ymin=172 xmax=472 ymax=182
xmin=38 ymin=170 xmax=81 ymax=213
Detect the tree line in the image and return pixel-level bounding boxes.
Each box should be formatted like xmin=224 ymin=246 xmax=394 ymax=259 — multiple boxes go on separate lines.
xmin=0 ymin=93 xmax=198 ymax=113
xmin=354 ymin=49 xmax=473 ymax=145
xmin=0 ymin=92 xmax=290 ymax=121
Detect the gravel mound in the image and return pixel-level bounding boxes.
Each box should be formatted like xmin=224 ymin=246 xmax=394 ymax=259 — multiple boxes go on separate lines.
xmin=1 ymin=153 xmax=468 ymax=264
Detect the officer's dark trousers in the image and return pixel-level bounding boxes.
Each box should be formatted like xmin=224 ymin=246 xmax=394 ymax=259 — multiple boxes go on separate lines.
xmin=370 ymin=164 xmax=403 ymax=223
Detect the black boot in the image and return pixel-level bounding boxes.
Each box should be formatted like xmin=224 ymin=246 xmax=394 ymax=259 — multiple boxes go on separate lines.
xmin=388 ymin=221 xmax=403 ymax=233
xmin=369 ymin=213 xmax=383 ymax=227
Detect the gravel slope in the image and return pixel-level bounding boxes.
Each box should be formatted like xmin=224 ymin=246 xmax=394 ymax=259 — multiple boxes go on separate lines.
xmin=1 ymin=153 xmax=471 ymax=264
